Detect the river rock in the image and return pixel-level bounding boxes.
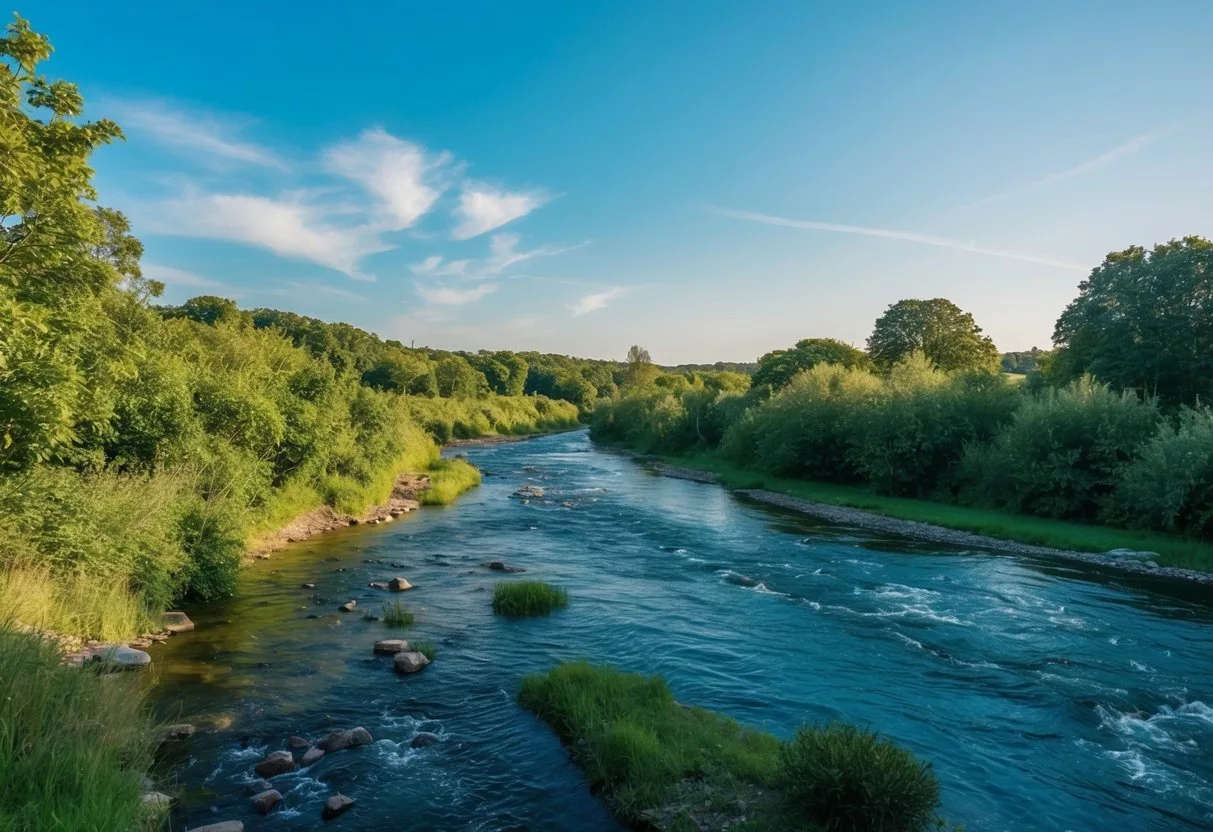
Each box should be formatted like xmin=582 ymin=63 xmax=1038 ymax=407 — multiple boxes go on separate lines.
xmin=322 ymin=794 xmax=356 ymax=820
xmin=188 ymin=823 xmax=244 ymax=832
xmin=338 ymin=600 xmax=357 ymax=612
xmin=486 ymin=561 xmax=525 ymax=573
xmin=317 ymin=727 xmax=374 ymax=753
xmin=254 ymin=750 xmax=297 ymax=778
xmin=161 ymin=611 xmax=195 ymax=633
xmin=89 ymin=645 xmax=151 ymax=671
xmin=513 ymin=485 xmax=544 ymax=498
xmin=251 ymin=788 xmax=282 ymax=814
xmin=141 ymin=791 xmax=173 ymax=811
xmin=301 ymin=746 xmax=326 ymax=766
xmin=409 ymin=731 xmax=440 ymax=748
xmin=388 ymin=577 xmax=413 ymax=591
xmin=393 ymin=651 xmax=430 ymax=674
xmin=162 ymin=723 xmax=196 ymax=741
xmin=301 ymin=582 xmax=316 ymax=589
xmin=373 ymin=639 xmax=409 ymax=654
xmin=287 ymin=735 xmax=309 ymax=749
xmin=245 ymin=779 xmax=273 ymax=795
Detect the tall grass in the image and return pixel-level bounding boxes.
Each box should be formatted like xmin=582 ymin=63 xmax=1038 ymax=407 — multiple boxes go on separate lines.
xmin=0 ymin=625 xmax=159 ymax=831
xmin=381 ymin=600 xmax=414 ymax=627
xmin=491 ymin=581 xmax=568 ymax=616
xmin=0 ymin=567 xmax=150 ymax=643
xmin=419 ymin=458 xmax=483 ymax=506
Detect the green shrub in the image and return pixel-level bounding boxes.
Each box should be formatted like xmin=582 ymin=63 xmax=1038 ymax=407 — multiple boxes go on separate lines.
xmin=1111 ymin=407 xmax=1213 ymax=537
xmin=779 ymin=722 xmax=941 ymax=831
xmin=419 ymin=458 xmax=482 ymax=505
xmin=492 ymin=581 xmax=568 ymax=616
xmin=0 ymin=626 xmax=159 ymax=830
xmin=381 ymin=600 xmax=414 ymax=627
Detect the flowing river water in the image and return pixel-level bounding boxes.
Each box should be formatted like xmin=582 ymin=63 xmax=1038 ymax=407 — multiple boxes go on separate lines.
xmin=149 ymin=430 xmax=1213 ymax=831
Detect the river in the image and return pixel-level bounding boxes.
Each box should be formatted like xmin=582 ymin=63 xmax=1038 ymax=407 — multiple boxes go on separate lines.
xmin=149 ymin=430 xmax=1213 ymax=831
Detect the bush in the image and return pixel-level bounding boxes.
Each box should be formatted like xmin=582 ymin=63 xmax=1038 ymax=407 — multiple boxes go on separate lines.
xmin=779 ymin=722 xmax=941 ymax=831
xmin=492 ymin=581 xmax=568 ymax=616
xmin=0 ymin=626 xmax=159 ymax=830
xmin=1111 ymin=407 xmax=1213 ymax=537
xmin=381 ymin=600 xmax=414 ymax=627
xmin=419 ymin=458 xmax=482 ymax=505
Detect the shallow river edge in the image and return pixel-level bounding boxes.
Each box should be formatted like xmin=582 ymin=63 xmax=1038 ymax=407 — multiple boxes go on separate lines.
xmin=637 ymin=458 xmax=1213 ymax=585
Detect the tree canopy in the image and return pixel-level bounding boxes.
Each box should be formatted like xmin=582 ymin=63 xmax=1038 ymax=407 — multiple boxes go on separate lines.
xmin=752 ymin=338 xmax=871 ymax=395
xmin=1052 ymin=236 xmax=1213 ymax=406
xmin=867 ymin=298 xmax=1000 ymax=373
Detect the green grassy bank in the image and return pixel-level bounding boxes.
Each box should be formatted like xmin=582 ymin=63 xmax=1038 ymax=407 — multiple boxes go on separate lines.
xmin=659 ymin=452 xmax=1213 ymax=571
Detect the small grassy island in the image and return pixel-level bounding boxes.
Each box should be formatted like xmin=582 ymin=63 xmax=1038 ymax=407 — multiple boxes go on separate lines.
xmin=492 ymin=581 xmax=570 ymax=616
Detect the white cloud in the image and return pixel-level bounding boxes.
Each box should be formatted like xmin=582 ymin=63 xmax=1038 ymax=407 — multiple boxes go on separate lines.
xmin=410 ymin=233 xmax=585 ymax=278
xmin=452 ymin=182 xmax=550 ymax=239
xmin=325 ymin=128 xmax=452 ymax=230
xmin=148 ymin=190 xmax=391 ymax=280
xmin=710 ymin=207 xmax=1085 ymax=271
xmin=571 ymin=287 xmax=627 ymax=316
xmin=415 ymin=282 xmax=499 ymax=305
xmin=108 ymin=99 xmax=285 ymax=169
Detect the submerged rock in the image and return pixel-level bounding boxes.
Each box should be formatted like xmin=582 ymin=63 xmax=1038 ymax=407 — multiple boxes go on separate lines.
xmin=161 ymin=611 xmax=195 ymax=633
xmin=187 ymin=823 xmax=244 ymax=832
xmin=287 ymin=735 xmax=309 ymax=749
xmin=393 ymin=651 xmax=430 ymax=674
xmin=388 ymin=577 xmax=413 ymax=592
xmin=254 ymin=750 xmax=297 ymax=778
xmin=245 ymin=779 xmax=273 ymax=795
xmin=513 ymin=485 xmax=545 ymax=498
xmin=322 ymin=794 xmax=356 ymax=820
xmin=338 ymin=600 xmax=357 ymax=613
xmin=368 ymin=581 xmax=389 ymax=589
xmin=250 ymin=788 xmax=282 ymax=814
xmin=301 ymin=746 xmax=326 ymax=766
xmin=373 ymin=639 xmax=409 ymax=654
xmin=486 ymin=561 xmax=525 ymax=573
xmin=317 ymin=727 xmax=374 ymax=753
xmin=409 ymin=731 xmax=440 ymax=748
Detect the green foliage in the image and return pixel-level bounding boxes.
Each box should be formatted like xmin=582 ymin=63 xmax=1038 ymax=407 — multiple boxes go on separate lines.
xmin=404 ymin=394 xmax=579 ymax=444
xmin=0 ymin=625 xmax=158 ymax=831
xmin=753 ymin=337 xmax=872 ymax=396
xmin=491 ymin=580 xmax=568 ymax=616
xmin=1053 ymin=237 xmax=1213 ymax=407
xmin=381 ymin=600 xmax=414 ymax=627
xmin=414 ymin=640 xmax=437 ymax=660
xmin=1110 ymin=408 xmax=1213 ymax=538
xmin=1000 ymin=348 xmax=1048 ymax=375
xmin=868 ymin=299 xmax=1000 ymax=373
xmin=779 ymin=722 xmax=941 ymax=832
xmin=418 ymin=458 xmax=483 ymax=505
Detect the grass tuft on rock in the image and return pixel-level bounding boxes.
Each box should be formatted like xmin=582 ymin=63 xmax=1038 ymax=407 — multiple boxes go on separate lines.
xmin=492 ymin=580 xmax=568 ymax=617
xmin=0 ymin=624 xmax=159 ymax=830
xmin=414 ymin=640 xmax=438 ymax=660
xmin=519 ymin=662 xmax=945 ymax=831
xmin=381 ymin=600 xmax=414 ymax=627
xmin=419 ymin=458 xmax=482 ymax=506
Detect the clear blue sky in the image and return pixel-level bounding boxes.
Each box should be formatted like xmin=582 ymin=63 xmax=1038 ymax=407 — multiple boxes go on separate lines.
xmin=23 ymin=0 xmax=1213 ymax=363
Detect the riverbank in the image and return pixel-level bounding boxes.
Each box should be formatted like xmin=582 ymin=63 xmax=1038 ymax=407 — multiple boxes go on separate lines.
xmin=637 ymin=455 xmax=1213 ymax=583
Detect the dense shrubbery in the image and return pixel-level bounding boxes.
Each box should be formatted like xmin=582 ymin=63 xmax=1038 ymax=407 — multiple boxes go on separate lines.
xmin=404 ymin=395 xmax=579 ymax=443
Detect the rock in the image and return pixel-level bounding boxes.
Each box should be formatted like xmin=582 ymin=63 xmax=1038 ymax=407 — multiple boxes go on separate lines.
xmin=388 ymin=577 xmax=413 ymax=592
xmin=338 ymin=600 xmax=357 ymax=612
xmin=287 ymin=735 xmax=309 ymax=749
xmin=245 ymin=779 xmax=273 ymax=795
xmin=306 ymin=614 xmax=319 ymax=620
xmin=513 ymin=485 xmax=544 ymax=498
xmin=301 ymin=582 xmax=316 ymax=589
xmin=188 ymin=823 xmax=244 ymax=832
xmin=1104 ymin=548 xmax=1160 ymax=560
xmin=141 ymin=791 xmax=173 ymax=811
xmin=322 ymin=794 xmax=356 ymax=820
xmin=161 ymin=611 xmax=195 ymax=633
xmin=162 ymin=723 xmax=196 ymax=742
xmin=317 ymin=727 xmax=374 ymax=753
xmin=251 ymin=789 xmax=283 ymax=814
xmin=373 ymin=639 xmax=409 ymax=655
xmin=254 ymin=750 xmax=297 ymax=778
xmin=486 ymin=561 xmax=525 ymax=573
xmin=409 ymin=731 xmax=440 ymax=748
xmin=301 ymin=746 xmax=326 ymax=766
xmin=368 ymin=581 xmax=389 ymax=589
xmin=88 ymin=645 xmax=151 ymax=671
xmin=393 ymin=651 xmax=430 ymax=674
xmin=129 ymin=637 xmax=153 ymax=649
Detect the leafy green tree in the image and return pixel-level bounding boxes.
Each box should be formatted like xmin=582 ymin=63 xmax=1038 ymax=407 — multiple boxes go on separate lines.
xmin=752 ymin=338 xmax=871 ymax=395
xmin=1052 ymin=237 xmax=1213 ymax=406
xmin=867 ymin=299 xmax=1000 ymax=373
xmin=625 ymin=344 xmax=658 ymax=388
xmin=434 ymin=355 xmax=488 ymax=398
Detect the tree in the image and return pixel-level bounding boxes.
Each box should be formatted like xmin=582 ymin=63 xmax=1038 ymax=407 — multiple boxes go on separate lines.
xmin=867 ymin=299 xmax=1000 ymax=373
xmin=1052 ymin=237 xmax=1213 ymax=406
xmin=625 ymin=345 xmax=657 ymax=388
xmin=752 ymin=338 xmax=871 ymax=395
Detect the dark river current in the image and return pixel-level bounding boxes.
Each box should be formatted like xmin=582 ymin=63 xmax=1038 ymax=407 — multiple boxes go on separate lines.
xmin=149 ymin=430 xmax=1213 ymax=831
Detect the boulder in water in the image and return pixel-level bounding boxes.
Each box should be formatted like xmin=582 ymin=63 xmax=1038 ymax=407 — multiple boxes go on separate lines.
xmin=409 ymin=731 xmax=440 ymax=748
xmin=388 ymin=577 xmax=413 ymax=591
xmin=485 ymin=561 xmax=525 ymax=573
xmin=368 ymin=581 xmax=389 ymax=589
xmin=250 ymin=789 xmax=282 ymax=814
xmin=244 ymin=779 xmax=273 ymax=795
xmin=338 ymin=600 xmax=357 ymax=612
xmin=254 ymin=750 xmax=296 ymax=778
xmin=160 ymin=611 xmax=194 ymax=633
xmin=322 ymin=794 xmax=356 ymax=820
xmin=301 ymin=746 xmax=326 ymax=766
xmin=317 ymin=727 xmax=374 ymax=753
xmin=373 ymin=639 xmax=409 ymax=654
xmin=393 ymin=651 xmax=430 ymax=674
xmin=88 ymin=645 xmax=151 ymax=671
xmin=286 ymin=735 xmax=309 ymax=749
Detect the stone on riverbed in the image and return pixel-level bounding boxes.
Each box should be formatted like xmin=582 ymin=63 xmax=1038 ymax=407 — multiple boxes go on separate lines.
xmin=88 ymin=645 xmax=151 ymax=671
xmin=368 ymin=581 xmax=389 ymax=589
xmin=322 ymin=794 xmax=356 ymax=820
xmin=287 ymin=735 xmax=309 ymax=749
xmin=338 ymin=600 xmax=357 ymax=612
xmin=160 ymin=611 xmax=194 ymax=633
xmin=409 ymin=731 xmax=440 ymax=748
xmin=188 ymin=823 xmax=244 ymax=832
xmin=485 ymin=561 xmax=525 ymax=573
xmin=317 ymin=727 xmax=374 ymax=753
xmin=251 ymin=788 xmax=282 ymax=814
xmin=254 ymin=750 xmax=297 ymax=778
xmin=244 ymin=779 xmax=273 ymax=795
xmin=301 ymin=746 xmax=326 ymax=766
xmin=393 ymin=651 xmax=430 ymax=674
xmin=388 ymin=577 xmax=413 ymax=591
xmin=373 ymin=639 xmax=409 ymax=654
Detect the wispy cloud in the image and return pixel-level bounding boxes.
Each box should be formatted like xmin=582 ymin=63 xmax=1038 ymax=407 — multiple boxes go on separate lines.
xmin=571 ymin=287 xmax=627 ymax=316
xmin=141 ymin=262 xmax=230 ymax=290
xmin=410 ymin=232 xmax=586 ymax=278
xmin=108 ymin=99 xmax=285 ymax=170
xmin=452 ymin=182 xmax=550 ymax=239
xmin=415 ymin=282 xmax=499 ymax=305
xmin=956 ymin=123 xmax=1181 ymax=212
xmin=711 ymin=207 xmax=1084 ymax=271
xmin=325 ymin=128 xmax=454 ymax=230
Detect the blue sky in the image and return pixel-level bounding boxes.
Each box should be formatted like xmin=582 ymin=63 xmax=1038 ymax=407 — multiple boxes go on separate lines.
xmin=25 ymin=0 xmax=1213 ymax=363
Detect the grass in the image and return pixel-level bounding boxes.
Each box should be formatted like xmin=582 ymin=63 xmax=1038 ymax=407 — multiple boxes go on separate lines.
xmin=419 ymin=458 xmax=483 ymax=506
xmin=0 ymin=624 xmax=160 ymax=831
xmin=492 ymin=580 xmax=568 ymax=617
xmin=666 ymin=452 xmax=1213 ymax=571
xmin=414 ymin=640 xmax=438 ymax=660
xmin=519 ymin=662 xmax=944 ymax=831
xmin=0 ymin=566 xmax=151 ymax=643
xmin=381 ymin=600 xmax=414 ymax=627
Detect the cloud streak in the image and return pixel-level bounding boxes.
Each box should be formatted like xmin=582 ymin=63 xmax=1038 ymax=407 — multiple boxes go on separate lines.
xmin=571 ymin=287 xmax=627 ymax=316
xmin=411 ymin=233 xmax=586 ymax=278
xmin=711 ymin=208 xmax=1084 ymax=271
xmin=415 ymin=282 xmax=499 ymax=305
xmin=452 ymin=182 xmax=550 ymax=239
xmin=108 ymin=99 xmax=285 ymax=169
